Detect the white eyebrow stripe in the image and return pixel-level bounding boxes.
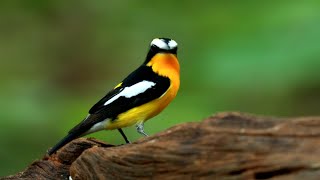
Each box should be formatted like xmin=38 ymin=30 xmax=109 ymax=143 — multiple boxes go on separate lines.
xmin=104 ymin=80 xmax=156 ymax=106
xmin=151 ymin=38 xmax=170 ymax=50
xmin=168 ymin=40 xmax=178 ymax=49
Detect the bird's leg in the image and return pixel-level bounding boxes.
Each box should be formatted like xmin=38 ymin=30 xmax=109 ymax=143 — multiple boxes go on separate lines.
xmin=136 ymin=123 xmax=149 ymax=137
xmin=118 ymin=128 xmax=131 ymax=144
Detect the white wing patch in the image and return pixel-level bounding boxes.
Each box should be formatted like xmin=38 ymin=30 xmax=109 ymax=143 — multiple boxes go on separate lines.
xmin=104 ymin=80 xmax=156 ymax=106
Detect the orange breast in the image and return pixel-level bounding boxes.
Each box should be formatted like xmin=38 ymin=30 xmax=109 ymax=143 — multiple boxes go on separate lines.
xmin=148 ymin=53 xmax=180 ymax=92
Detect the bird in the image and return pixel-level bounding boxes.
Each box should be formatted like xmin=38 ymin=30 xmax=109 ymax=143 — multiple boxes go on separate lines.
xmin=48 ymin=38 xmax=180 ymax=155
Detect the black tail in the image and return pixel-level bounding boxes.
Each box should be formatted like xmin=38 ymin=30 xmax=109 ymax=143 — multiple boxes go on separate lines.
xmin=48 ymin=132 xmax=79 ymax=155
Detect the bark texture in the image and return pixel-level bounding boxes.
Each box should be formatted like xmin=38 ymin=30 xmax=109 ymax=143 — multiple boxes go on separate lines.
xmin=3 ymin=112 xmax=320 ymax=180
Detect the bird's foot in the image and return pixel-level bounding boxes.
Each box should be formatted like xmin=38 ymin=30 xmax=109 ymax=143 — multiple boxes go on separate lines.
xmin=136 ymin=123 xmax=149 ymax=137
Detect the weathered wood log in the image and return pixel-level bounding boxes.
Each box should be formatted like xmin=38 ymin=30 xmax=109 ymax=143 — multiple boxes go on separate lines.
xmin=3 ymin=112 xmax=320 ymax=179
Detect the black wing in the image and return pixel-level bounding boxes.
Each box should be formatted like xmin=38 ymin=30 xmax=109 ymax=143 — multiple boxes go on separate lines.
xmin=89 ymin=65 xmax=170 ymax=116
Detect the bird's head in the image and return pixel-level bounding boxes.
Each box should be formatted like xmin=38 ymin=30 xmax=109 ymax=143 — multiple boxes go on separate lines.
xmin=150 ymin=38 xmax=178 ymax=53
xmin=144 ymin=38 xmax=180 ymax=81
xmin=144 ymin=38 xmax=178 ymax=65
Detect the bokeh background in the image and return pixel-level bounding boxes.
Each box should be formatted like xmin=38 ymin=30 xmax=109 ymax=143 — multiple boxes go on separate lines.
xmin=1 ymin=0 xmax=320 ymax=176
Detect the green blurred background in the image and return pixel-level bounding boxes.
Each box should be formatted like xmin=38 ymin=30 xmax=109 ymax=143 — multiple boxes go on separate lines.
xmin=1 ymin=0 xmax=320 ymax=176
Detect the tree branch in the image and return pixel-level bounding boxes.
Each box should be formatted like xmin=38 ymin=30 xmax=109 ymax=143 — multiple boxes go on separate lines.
xmin=3 ymin=112 xmax=320 ymax=179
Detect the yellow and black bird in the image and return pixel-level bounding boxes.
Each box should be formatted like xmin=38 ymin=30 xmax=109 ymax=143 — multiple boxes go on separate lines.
xmin=48 ymin=38 xmax=180 ymax=155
